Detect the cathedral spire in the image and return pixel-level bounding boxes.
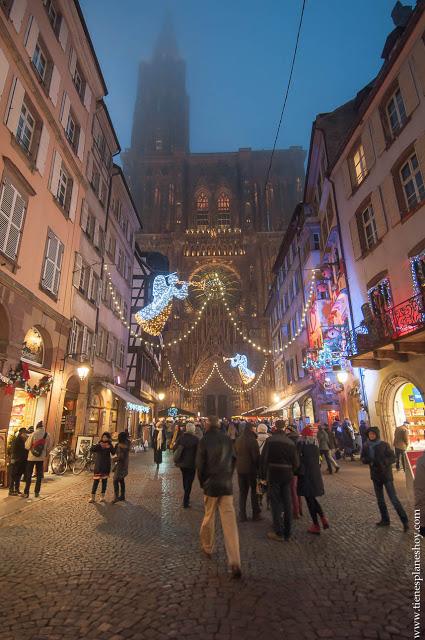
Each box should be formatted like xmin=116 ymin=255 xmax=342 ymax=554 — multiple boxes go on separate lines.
xmin=154 ymin=12 xmax=179 ymax=60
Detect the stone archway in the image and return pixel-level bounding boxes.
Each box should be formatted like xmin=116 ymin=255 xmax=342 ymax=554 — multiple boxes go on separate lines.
xmin=377 ymin=370 xmax=425 ymax=442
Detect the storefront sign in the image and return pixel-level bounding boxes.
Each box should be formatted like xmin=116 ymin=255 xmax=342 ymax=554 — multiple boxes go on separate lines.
xmin=406 ymin=450 xmax=425 ymax=477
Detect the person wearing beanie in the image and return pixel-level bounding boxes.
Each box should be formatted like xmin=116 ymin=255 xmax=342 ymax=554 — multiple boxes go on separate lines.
xmin=297 ymin=426 xmax=329 ymax=534
xmin=361 ymin=427 xmax=409 ymax=531
xmin=260 ymin=419 xmax=299 ymax=541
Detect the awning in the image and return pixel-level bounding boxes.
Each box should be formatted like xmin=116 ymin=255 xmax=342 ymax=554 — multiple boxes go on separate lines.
xmin=104 ymin=383 xmax=150 ymax=413
xmin=158 ymin=406 xmax=196 ymax=418
xmin=265 ymin=387 xmax=313 ymax=414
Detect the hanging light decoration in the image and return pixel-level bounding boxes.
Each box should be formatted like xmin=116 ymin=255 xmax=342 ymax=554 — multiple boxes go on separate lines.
xmin=167 ymin=359 xmax=268 ymax=394
xmin=135 ymin=273 xmax=189 ymax=336
xmin=223 ymin=354 xmax=256 ymax=385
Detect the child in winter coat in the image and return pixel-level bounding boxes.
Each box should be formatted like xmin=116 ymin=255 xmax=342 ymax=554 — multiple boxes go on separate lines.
xmin=89 ymin=432 xmax=115 ymax=503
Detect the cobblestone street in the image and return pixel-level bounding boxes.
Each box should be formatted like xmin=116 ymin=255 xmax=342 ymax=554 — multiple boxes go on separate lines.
xmin=0 ymin=451 xmax=414 ymax=640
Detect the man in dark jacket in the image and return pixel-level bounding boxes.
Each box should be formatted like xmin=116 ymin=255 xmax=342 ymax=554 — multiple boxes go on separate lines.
xmin=175 ymin=423 xmax=199 ymax=508
xmin=234 ymin=423 xmax=261 ymax=522
xmin=260 ymin=419 xmax=299 ymax=541
xmin=196 ymin=415 xmax=241 ymax=578
xmin=361 ymin=426 xmax=408 ymax=531
xmin=9 ymin=428 xmax=28 ymax=495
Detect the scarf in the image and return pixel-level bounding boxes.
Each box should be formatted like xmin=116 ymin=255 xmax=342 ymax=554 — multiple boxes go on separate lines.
xmin=156 ymin=427 xmax=163 ymax=450
xmin=367 ymin=438 xmax=380 ymax=461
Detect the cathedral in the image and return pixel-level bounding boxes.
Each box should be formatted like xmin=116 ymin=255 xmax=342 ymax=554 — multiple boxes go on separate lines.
xmin=123 ymin=18 xmax=305 ymax=417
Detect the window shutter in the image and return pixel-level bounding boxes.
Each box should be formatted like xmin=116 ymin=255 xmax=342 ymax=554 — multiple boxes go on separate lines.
xmin=83 ymin=83 xmax=92 ymax=112
xmin=341 ymin=159 xmax=352 ymax=199
xmin=0 ymin=180 xmax=25 ymax=260
xmin=53 ymin=241 xmax=63 ymax=295
xmin=58 ymin=18 xmax=68 ymax=51
xmin=10 ymin=0 xmax=27 ymax=33
xmin=49 ymin=65 xmax=60 ymax=107
xmin=60 ymin=92 xmax=70 ymax=129
xmin=80 ymin=198 xmax=88 ymax=231
xmin=68 ymin=318 xmax=77 ymax=355
xmin=69 ymin=47 xmax=77 ymax=77
xmin=362 ymin=124 xmax=375 ymax=173
xmin=42 ymin=232 xmax=59 ymax=293
xmin=72 ymin=252 xmax=82 ymax=287
xmin=0 ymin=47 xmax=9 ymax=98
xmin=81 ymin=326 xmax=88 ymax=357
xmin=4 ymin=77 xmax=25 ymax=134
xmin=35 ymin=122 xmax=50 ymax=176
xmin=414 ymin=133 xmax=425 ymax=182
xmin=411 ymin=38 xmax=425 ymax=96
xmin=93 ymin=219 xmax=100 ymax=248
xmin=24 ymin=15 xmax=39 ymax=58
xmin=371 ymin=189 xmax=387 ymax=241
xmin=77 ymin=126 xmax=85 ymax=162
xmin=399 ymin=60 xmax=419 ymax=117
xmin=349 ymin=214 xmax=362 ymax=260
xmin=49 ymin=150 xmax=62 ymax=196
xmin=96 ymin=280 xmax=102 ymax=307
xmin=380 ymin=174 xmax=400 ymax=229
xmin=369 ymin=109 xmax=386 ymax=158
xmin=87 ymin=269 xmax=94 ymax=301
xmin=69 ymin=182 xmax=78 ymax=222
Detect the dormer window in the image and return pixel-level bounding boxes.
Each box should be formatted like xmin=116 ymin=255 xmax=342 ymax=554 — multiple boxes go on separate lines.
xmin=386 ymin=87 xmax=407 ymax=135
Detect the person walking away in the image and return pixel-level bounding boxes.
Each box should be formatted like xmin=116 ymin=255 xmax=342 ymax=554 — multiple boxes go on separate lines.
xmin=324 ymin=424 xmax=340 ymax=472
xmin=174 ymin=423 xmax=199 ymax=508
xmin=234 ymin=422 xmax=261 ymax=522
xmin=414 ymin=449 xmax=425 ymax=537
xmin=341 ymin=419 xmax=355 ymax=460
xmin=195 ymin=421 xmax=204 ymax=439
xmin=393 ymin=422 xmax=409 ymax=472
xmin=256 ymin=423 xmax=270 ymax=453
xmin=227 ymin=421 xmax=239 ymax=444
xmin=170 ymin=421 xmax=184 ymax=450
xmin=260 ymin=419 xmax=299 ymax=541
xmin=89 ymin=432 xmax=115 ymax=503
xmin=23 ymin=421 xmax=51 ymax=498
xmin=317 ymin=424 xmax=335 ymax=474
xmin=361 ymin=427 xmax=408 ymax=531
xmin=112 ymin=432 xmax=130 ymax=503
xmin=9 ymin=428 xmax=28 ymax=495
xmin=153 ymin=422 xmax=167 ymax=470
xmin=284 ymin=424 xmax=303 ymax=518
xmin=297 ymin=426 xmax=329 ymax=534
xmin=196 ymin=415 xmax=241 ymax=579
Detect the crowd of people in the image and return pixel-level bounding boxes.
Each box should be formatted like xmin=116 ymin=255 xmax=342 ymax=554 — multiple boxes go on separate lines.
xmin=6 ymin=412 xmax=424 ymax=580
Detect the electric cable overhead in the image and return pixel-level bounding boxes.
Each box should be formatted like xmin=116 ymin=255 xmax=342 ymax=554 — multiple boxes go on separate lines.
xmin=264 ymin=0 xmax=306 ymax=190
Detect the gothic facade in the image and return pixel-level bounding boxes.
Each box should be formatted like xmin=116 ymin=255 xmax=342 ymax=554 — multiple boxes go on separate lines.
xmin=123 ymin=19 xmax=305 ymax=416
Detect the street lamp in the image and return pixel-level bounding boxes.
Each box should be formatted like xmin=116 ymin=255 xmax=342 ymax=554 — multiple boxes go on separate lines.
xmin=158 ymin=391 xmax=165 ymax=401
xmin=272 ymin=392 xmax=280 ymax=404
xmin=61 ymin=353 xmax=92 ymax=382
xmin=76 ymin=362 xmax=91 ymax=382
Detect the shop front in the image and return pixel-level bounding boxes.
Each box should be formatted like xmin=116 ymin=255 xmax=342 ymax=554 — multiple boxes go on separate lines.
xmin=394 ymin=382 xmax=425 ymax=449
xmin=103 ymin=383 xmax=151 ymax=439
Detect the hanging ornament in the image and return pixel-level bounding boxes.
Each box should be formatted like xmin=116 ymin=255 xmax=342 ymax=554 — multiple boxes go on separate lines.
xmin=223 ymin=354 xmax=256 ymax=385
xmin=135 ymin=273 xmax=189 ymax=336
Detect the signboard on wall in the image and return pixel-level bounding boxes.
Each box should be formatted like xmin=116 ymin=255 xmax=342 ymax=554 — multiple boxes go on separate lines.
xmin=406 ymin=450 xmax=425 ymax=477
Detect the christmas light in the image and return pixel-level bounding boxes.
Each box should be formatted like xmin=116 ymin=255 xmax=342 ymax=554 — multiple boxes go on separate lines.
xmin=167 ymin=359 xmax=267 ymax=394
xmin=223 ymin=354 xmax=256 ymax=384
xmin=135 ymin=273 xmax=189 ymax=336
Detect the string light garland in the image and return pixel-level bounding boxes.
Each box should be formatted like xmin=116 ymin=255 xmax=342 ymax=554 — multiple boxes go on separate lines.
xmin=167 ymin=359 xmax=268 ymax=394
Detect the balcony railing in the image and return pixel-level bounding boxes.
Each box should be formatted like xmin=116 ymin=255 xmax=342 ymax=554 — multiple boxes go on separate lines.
xmin=346 ymin=293 xmax=425 ymax=356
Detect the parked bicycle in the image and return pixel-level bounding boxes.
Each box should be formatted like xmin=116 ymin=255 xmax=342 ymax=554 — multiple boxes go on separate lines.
xmin=50 ymin=441 xmax=76 ymax=475
xmin=72 ymin=443 xmax=94 ymax=475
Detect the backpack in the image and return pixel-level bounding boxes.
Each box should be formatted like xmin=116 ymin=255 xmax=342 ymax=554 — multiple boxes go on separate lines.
xmin=31 ymin=432 xmax=47 ymax=457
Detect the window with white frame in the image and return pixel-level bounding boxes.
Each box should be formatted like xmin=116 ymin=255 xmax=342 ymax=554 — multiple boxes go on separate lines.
xmin=43 ymin=0 xmax=59 ymax=32
xmin=0 ymin=178 xmax=26 ymax=261
xmin=41 ymin=230 xmax=63 ymax=296
xmin=360 ymin=204 xmax=378 ymax=250
xmin=56 ymin=164 xmax=72 ymax=212
xmin=32 ymin=43 xmax=48 ymax=82
xmin=400 ymin=153 xmax=425 ymax=211
xmin=72 ymin=61 xmax=85 ymax=99
xmin=106 ymin=335 xmax=117 ymax=362
xmin=386 ymin=88 xmax=407 ymax=135
xmin=350 ymin=142 xmax=367 ymax=187
xmin=16 ymin=102 xmax=35 ymax=154
xmin=65 ymin=111 xmax=79 ymax=151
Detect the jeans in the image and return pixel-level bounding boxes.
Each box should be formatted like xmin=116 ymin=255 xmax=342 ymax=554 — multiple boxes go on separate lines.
xmin=24 ymin=461 xmax=44 ymax=495
xmin=305 ymin=496 xmax=324 ymax=525
xmin=181 ymin=467 xmax=196 ymax=507
xmin=10 ymin=461 xmax=26 ymax=492
xmin=91 ymin=478 xmax=107 ymax=495
xmin=395 ymin=448 xmax=406 ymax=472
xmin=200 ymin=495 xmax=241 ymax=568
xmin=238 ymin=472 xmax=260 ymax=519
xmin=372 ymin=479 xmax=408 ymax=524
xmin=269 ymin=480 xmax=292 ymax=538
xmin=113 ymin=478 xmax=125 ymax=499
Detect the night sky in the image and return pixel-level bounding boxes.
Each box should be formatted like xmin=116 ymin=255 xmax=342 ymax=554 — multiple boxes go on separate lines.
xmin=80 ymin=0 xmax=395 ymax=156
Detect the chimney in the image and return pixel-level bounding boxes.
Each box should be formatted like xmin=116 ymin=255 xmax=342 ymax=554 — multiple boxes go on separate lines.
xmin=391 ymin=1 xmax=413 ymax=28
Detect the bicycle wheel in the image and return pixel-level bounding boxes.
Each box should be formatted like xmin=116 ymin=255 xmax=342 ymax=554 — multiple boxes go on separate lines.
xmin=72 ymin=456 xmax=86 ymax=475
xmin=51 ymin=454 xmax=67 ymax=475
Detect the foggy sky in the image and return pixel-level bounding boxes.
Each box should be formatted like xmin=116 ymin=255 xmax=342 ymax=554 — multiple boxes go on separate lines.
xmin=80 ymin=0 xmax=395 ymax=155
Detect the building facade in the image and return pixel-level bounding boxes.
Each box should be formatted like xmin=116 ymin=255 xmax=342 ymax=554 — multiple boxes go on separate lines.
xmin=123 ymin=20 xmax=305 ymax=416
xmin=331 ymin=1 xmax=425 ymax=446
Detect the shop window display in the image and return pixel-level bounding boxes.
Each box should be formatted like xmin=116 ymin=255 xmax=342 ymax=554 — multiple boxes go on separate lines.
xmin=21 ymin=327 xmax=44 ymax=366
xmin=394 ymin=382 xmax=425 ymax=449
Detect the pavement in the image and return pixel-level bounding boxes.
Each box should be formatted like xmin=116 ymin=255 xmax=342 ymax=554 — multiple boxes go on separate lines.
xmin=0 ymin=451 xmax=417 ymax=640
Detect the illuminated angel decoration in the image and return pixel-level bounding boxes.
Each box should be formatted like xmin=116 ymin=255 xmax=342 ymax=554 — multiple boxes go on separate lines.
xmin=135 ymin=273 xmax=189 ymax=336
xmin=223 ymin=354 xmax=256 ymax=385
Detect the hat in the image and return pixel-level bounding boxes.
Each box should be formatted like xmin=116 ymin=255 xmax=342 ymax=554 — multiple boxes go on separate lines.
xmin=301 ymin=426 xmax=314 ymax=437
